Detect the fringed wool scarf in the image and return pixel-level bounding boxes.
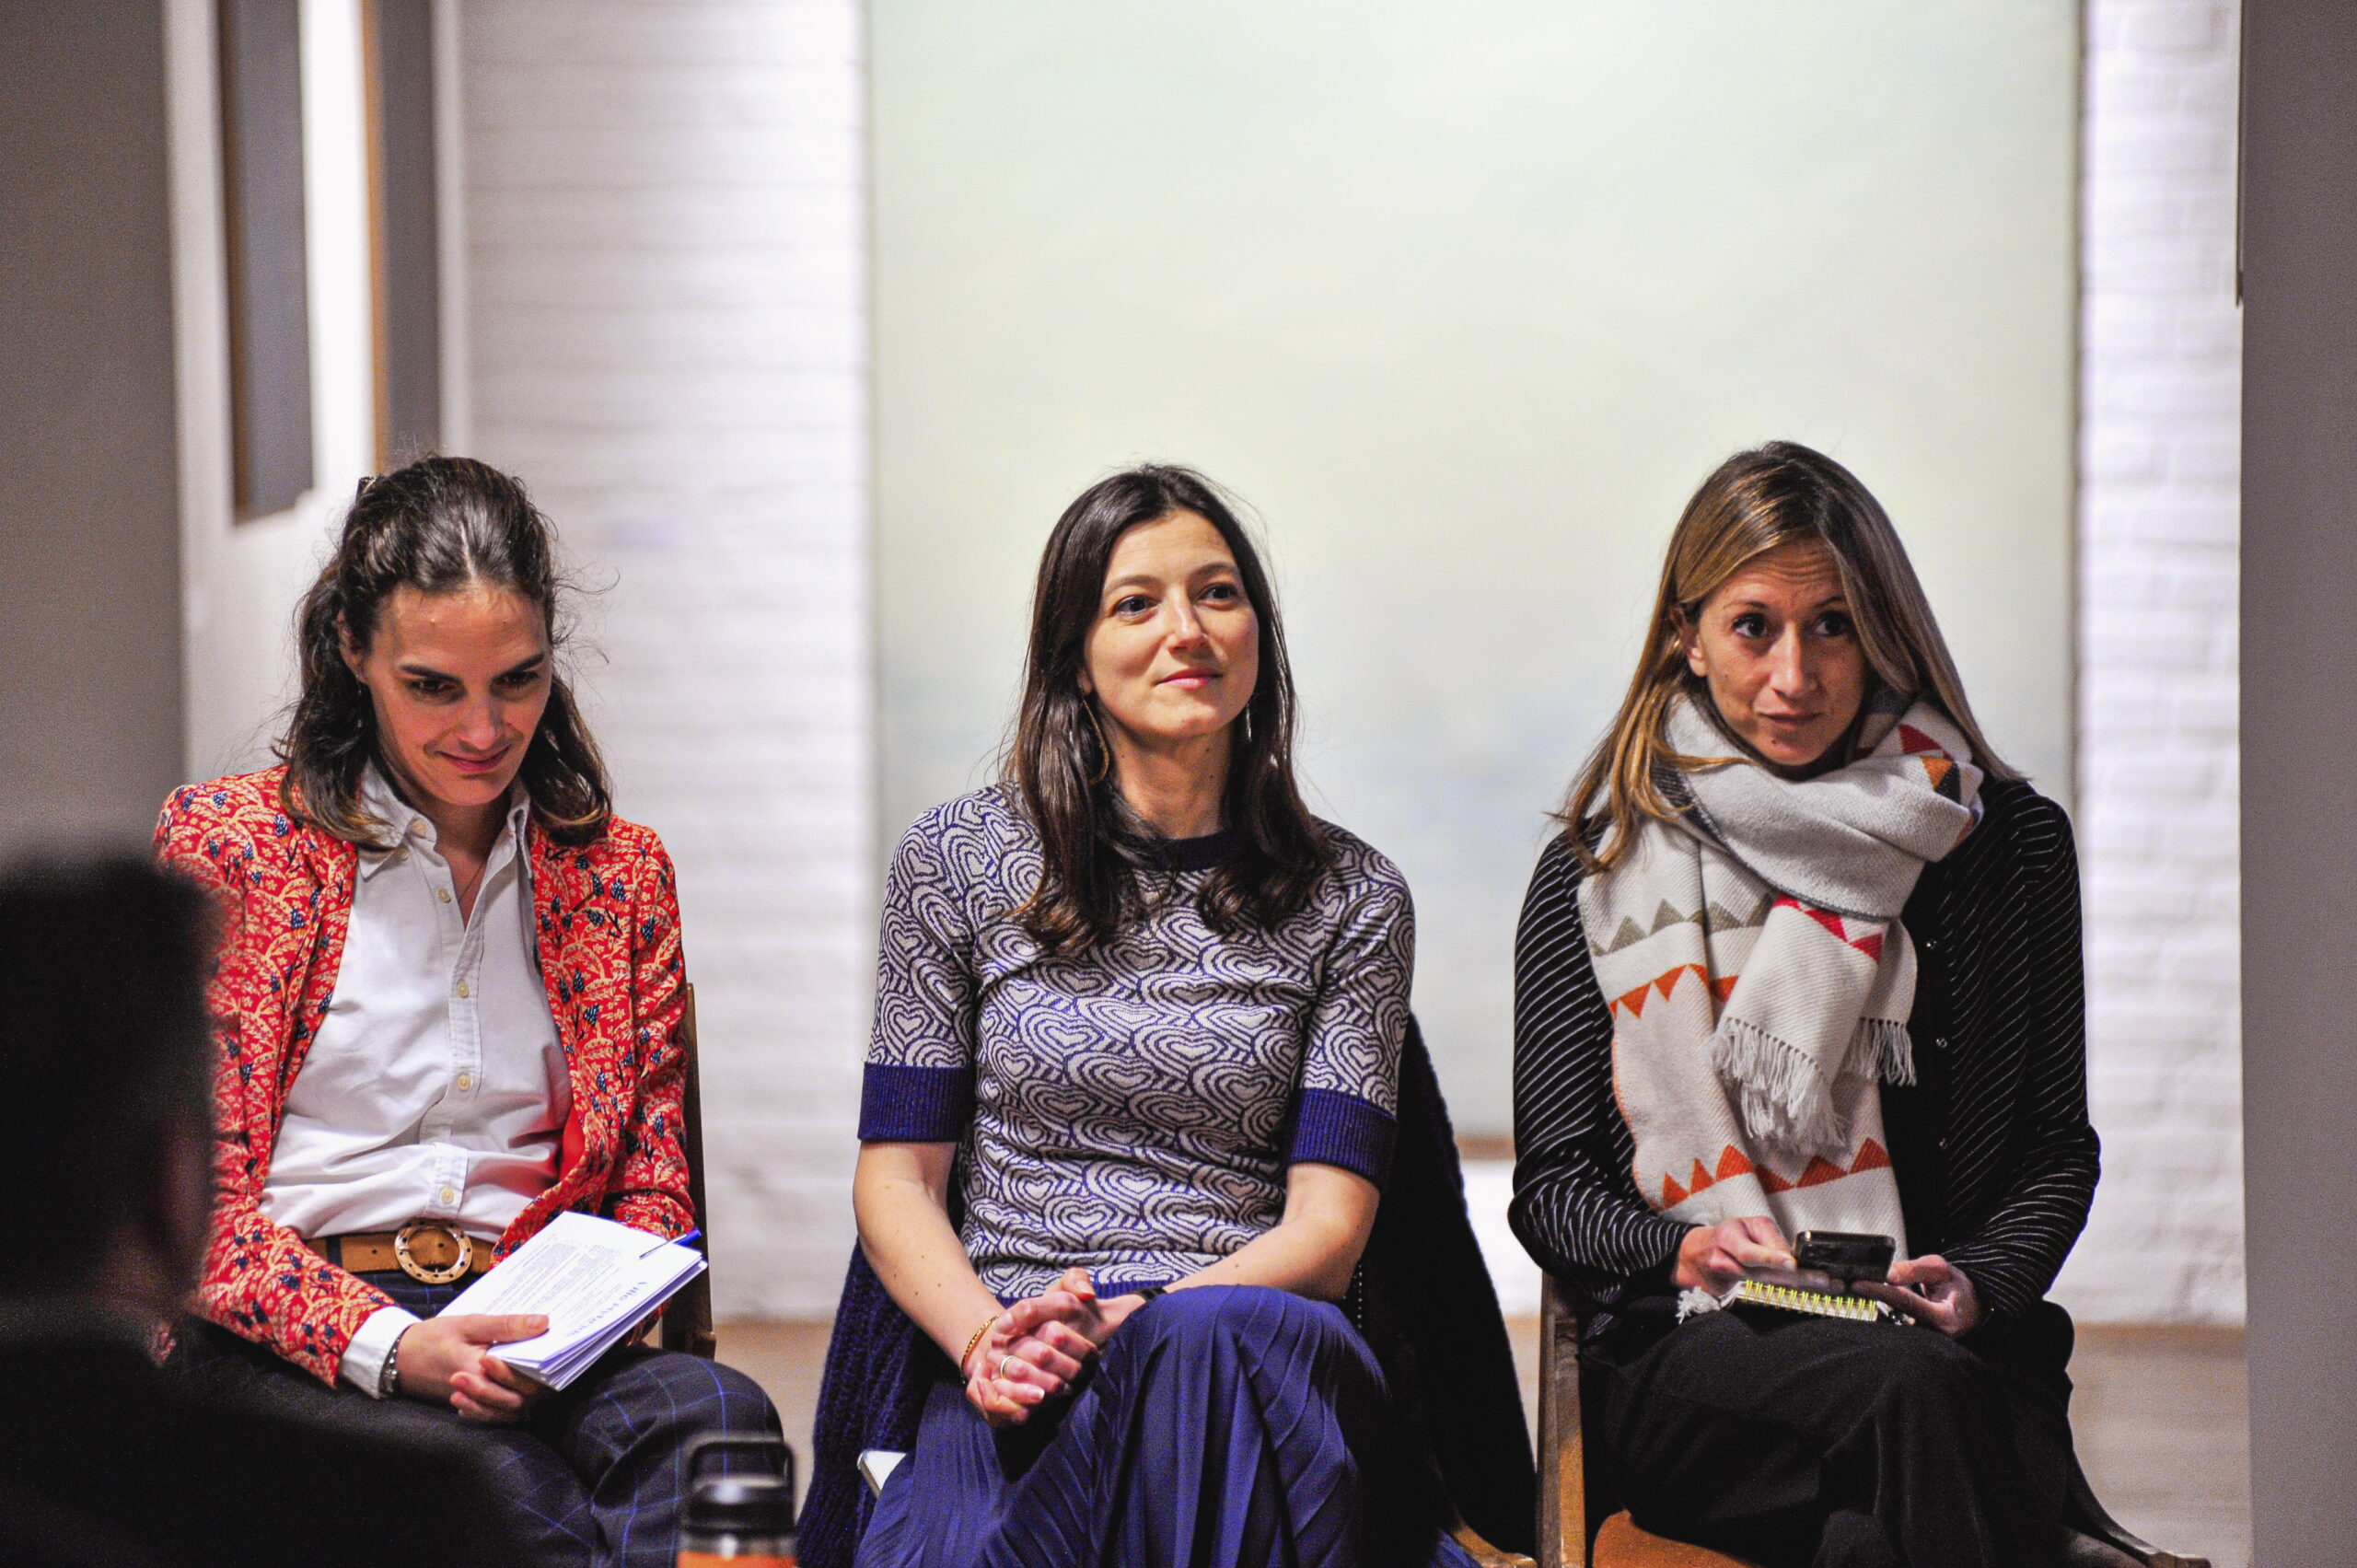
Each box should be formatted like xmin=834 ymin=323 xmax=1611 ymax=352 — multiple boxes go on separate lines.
xmin=1579 ymin=692 xmax=1983 ymax=1257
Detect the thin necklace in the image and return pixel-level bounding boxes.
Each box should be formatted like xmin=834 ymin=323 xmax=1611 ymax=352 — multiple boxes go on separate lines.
xmin=453 ymin=852 xmax=490 ymax=916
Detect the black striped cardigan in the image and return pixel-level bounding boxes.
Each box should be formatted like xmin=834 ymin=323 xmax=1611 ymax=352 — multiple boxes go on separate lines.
xmin=1507 ymin=777 xmax=2100 ymax=1329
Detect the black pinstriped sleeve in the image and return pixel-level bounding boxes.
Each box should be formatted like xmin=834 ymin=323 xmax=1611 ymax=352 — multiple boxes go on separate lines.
xmin=1933 ymin=793 xmax=2101 ymax=1318
xmin=1506 ymin=834 xmax=1692 ymax=1308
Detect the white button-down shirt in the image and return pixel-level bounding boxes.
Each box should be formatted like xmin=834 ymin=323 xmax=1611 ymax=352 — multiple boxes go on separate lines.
xmin=261 ymin=768 xmax=571 ymax=1392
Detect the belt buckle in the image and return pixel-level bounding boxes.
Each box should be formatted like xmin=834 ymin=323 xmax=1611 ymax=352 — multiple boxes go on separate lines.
xmin=393 ymin=1219 xmax=475 ymax=1284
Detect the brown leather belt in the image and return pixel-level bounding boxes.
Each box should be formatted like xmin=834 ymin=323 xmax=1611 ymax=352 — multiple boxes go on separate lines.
xmin=308 ymin=1219 xmax=494 ymax=1284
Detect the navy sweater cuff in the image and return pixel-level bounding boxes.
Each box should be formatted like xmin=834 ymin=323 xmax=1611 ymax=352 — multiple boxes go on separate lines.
xmin=1285 ymin=1088 xmax=1398 ymax=1188
xmin=858 ymin=1063 xmax=974 ymax=1142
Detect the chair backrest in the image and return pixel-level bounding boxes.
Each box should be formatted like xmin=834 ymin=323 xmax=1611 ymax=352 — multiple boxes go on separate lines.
xmin=1359 ymin=1017 xmax=1539 ymax=1559
xmin=659 ymin=981 xmax=719 ymax=1359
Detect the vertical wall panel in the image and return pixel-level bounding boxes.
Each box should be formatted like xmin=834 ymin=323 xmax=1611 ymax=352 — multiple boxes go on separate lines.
xmin=0 ymin=0 xmax=186 ymax=848
xmin=2239 ymin=1 xmax=2357 ymax=1557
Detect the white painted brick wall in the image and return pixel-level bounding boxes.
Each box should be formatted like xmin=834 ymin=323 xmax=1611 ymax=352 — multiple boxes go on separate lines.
xmin=2055 ymin=0 xmax=2245 ymax=1324
xmin=459 ymin=0 xmax=870 ymax=1318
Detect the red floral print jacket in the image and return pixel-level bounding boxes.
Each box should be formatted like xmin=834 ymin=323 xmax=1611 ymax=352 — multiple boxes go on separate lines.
xmin=155 ymin=766 xmax=694 ymax=1384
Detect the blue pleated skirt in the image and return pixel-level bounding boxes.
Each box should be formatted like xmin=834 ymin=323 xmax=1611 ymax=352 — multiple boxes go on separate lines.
xmin=854 ymin=1285 xmax=1479 ymax=1568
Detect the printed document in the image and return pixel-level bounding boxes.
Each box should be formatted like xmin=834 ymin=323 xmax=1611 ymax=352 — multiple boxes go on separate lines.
xmin=443 ymin=1212 xmax=707 ymax=1388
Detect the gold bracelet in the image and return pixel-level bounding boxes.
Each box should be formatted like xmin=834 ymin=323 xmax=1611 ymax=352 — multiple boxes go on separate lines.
xmin=958 ymin=1313 xmax=996 ymax=1378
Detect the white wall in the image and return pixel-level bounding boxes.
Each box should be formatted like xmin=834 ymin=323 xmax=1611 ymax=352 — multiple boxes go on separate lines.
xmin=459 ymin=0 xmax=872 ymax=1318
xmin=2054 ymin=0 xmax=2245 ymax=1324
xmin=870 ymin=0 xmax=2083 ymax=1134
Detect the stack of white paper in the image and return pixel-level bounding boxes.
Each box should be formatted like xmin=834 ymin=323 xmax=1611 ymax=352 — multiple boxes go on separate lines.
xmin=442 ymin=1211 xmax=708 ymax=1388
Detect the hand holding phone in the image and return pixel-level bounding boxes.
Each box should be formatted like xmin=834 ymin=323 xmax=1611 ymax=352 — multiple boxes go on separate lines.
xmin=1792 ymin=1230 xmax=1897 ymax=1287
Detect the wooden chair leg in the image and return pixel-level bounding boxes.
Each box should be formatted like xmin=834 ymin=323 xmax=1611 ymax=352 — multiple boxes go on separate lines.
xmin=1537 ymin=1277 xmax=1588 ymax=1568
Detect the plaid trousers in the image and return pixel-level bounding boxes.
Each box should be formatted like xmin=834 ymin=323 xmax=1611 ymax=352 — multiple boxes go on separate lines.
xmin=168 ymin=1270 xmax=783 ymax=1568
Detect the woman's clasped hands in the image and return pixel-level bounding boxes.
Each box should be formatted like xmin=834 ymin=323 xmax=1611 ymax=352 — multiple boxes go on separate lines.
xmin=961 ymin=1267 xmax=1152 ymax=1426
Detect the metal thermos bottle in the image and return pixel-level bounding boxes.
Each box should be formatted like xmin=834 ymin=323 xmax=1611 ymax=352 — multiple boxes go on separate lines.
xmin=677 ymin=1434 xmax=797 ymax=1566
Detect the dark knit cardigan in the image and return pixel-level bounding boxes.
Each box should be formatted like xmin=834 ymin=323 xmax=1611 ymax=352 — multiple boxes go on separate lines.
xmin=1508 ymin=778 xmax=2101 ymax=1332
xmin=800 ymin=1019 xmax=1538 ymax=1566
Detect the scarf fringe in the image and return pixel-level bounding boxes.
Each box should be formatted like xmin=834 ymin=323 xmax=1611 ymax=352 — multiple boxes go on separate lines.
xmin=1711 ymin=1016 xmax=1915 ymax=1159
xmin=1712 ymin=1017 xmax=1849 ymax=1157
xmin=1676 ymin=1287 xmax=1724 ymax=1321
xmin=1862 ymin=1016 xmax=1916 ymax=1086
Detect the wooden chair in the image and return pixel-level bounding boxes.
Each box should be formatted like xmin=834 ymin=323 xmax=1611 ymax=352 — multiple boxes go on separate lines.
xmin=658 ymin=982 xmax=719 ymax=1360
xmin=1535 ymin=1277 xmax=2211 ymax=1568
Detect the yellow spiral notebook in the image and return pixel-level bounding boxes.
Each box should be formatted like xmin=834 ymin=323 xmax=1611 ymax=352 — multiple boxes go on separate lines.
xmin=1719 ymin=1278 xmax=1892 ymax=1322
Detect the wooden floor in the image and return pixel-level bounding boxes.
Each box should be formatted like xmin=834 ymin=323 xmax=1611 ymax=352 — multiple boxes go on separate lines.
xmin=719 ymin=1318 xmax=2251 ymax=1567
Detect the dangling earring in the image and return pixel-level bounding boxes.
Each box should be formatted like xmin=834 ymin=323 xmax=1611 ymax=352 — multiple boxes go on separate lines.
xmin=1240 ymin=706 xmax=1257 ymax=748
xmin=1085 ymin=702 xmax=1113 ymax=784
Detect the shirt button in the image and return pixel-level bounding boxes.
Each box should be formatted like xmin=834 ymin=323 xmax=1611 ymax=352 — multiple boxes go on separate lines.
xmin=436 ymin=888 xmax=452 ymax=904
xmin=455 ymin=981 xmax=470 ymax=999
xmin=457 ymin=1073 xmax=474 ymax=1092
xmin=1934 ymin=1037 xmax=1950 ymax=1051
xmin=438 ymin=1186 xmax=457 ymax=1204
xmin=410 ymin=819 xmax=427 ymax=836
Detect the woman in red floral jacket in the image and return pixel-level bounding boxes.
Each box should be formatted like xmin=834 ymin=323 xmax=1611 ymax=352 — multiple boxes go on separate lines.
xmin=156 ymin=458 xmax=777 ymax=1568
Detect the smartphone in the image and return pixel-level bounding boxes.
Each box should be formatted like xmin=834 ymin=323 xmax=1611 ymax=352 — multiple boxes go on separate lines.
xmin=1792 ymin=1230 xmax=1896 ymax=1285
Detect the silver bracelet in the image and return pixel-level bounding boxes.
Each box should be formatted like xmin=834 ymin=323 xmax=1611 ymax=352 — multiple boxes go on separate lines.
xmin=381 ymin=1325 xmax=409 ymax=1399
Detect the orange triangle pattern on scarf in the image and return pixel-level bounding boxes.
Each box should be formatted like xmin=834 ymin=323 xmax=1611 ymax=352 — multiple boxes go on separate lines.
xmin=1795 ymin=1156 xmax=1848 ymax=1188
xmin=1655 ymin=1139 xmax=1890 ymax=1208
xmin=1613 ymin=963 xmax=1709 ymax=1018
xmin=1771 ymin=895 xmax=1887 ymax=963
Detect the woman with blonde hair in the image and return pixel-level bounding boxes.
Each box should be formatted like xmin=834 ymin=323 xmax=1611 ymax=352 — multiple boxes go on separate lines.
xmin=1510 ymin=442 xmax=2098 ymax=1568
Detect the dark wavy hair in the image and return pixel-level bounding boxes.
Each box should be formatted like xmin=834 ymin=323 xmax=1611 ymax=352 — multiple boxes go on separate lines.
xmin=277 ymin=457 xmax=611 ymax=845
xmin=1006 ymin=465 xmax=1332 ymax=956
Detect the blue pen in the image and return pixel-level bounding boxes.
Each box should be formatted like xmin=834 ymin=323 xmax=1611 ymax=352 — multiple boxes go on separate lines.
xmin=642 ymin=1228 xmax=702 ymax=1258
